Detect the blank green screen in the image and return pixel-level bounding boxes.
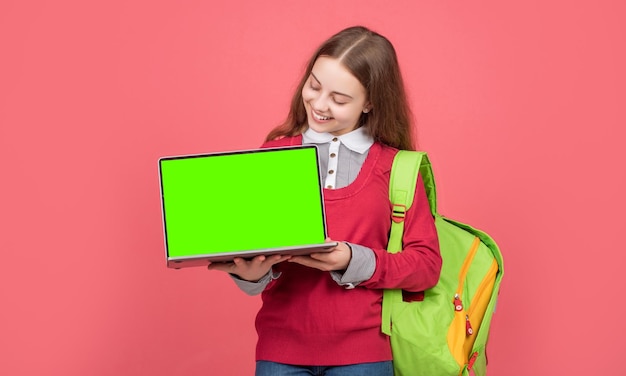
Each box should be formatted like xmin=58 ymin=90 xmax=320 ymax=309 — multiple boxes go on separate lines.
xmin=159 ymin=146 xmax=326 ymax=257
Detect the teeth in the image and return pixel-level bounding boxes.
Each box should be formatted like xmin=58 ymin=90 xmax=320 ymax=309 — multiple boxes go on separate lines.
xmin=313 ymin=112 xmax=331 ymax=121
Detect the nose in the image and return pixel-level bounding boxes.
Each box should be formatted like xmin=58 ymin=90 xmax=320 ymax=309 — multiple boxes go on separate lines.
xmin=311 ymin=93 xmax=329 ymax=113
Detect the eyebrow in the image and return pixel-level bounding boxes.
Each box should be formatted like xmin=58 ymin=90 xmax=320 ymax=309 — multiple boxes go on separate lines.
xmin=310 ymin=72 xmax=354 ymax=99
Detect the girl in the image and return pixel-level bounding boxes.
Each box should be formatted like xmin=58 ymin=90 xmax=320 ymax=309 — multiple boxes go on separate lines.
xmin=209 ymin=26 xmax=441 ymax=376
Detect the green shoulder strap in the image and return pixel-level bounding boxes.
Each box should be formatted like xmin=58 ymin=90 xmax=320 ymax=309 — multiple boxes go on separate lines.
xmin=382 ymin=150 xmax=436 ymax=335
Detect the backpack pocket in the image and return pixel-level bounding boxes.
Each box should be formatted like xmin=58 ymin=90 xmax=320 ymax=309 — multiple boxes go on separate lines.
xmin=445 ymin=230 xmax=499 ymax=373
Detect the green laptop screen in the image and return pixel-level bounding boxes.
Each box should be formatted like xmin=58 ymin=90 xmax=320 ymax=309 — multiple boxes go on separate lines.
xmin=159 ymin=146 xmax=326 ymax=257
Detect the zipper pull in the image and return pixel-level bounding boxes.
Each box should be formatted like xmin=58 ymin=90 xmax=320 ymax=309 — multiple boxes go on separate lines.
xmin=468 ymin=352 xmax=478 ymax=370
xmin=454 ymin=294 xmax=463 ymax=311
xmin=466 ymin=314 xmax=474 ymax=336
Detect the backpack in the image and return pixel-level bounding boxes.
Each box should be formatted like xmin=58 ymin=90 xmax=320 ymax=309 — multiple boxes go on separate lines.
xmin=382 ymin=151 xmax=504 ymax=376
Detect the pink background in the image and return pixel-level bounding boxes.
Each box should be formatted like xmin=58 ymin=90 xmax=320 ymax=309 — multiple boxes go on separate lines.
xmin=1 ymin=0 xmax=624 ymax=375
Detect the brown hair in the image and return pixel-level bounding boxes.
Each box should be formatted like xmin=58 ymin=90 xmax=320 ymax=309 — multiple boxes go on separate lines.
xmin=266 ymin=26 xmax=415 ymax=150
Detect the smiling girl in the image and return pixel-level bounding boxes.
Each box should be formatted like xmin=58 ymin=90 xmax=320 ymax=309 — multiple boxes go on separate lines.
xmin=209 ymin=26 xmax=442 ymax=375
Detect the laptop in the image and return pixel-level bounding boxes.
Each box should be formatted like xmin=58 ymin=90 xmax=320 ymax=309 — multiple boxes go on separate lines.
xmin=158 ymin=145 xmax=337 ymax=268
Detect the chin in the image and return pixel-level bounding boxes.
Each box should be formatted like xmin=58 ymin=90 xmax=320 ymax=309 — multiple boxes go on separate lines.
xmin=307 ymin=121 xmax=328 ymax=134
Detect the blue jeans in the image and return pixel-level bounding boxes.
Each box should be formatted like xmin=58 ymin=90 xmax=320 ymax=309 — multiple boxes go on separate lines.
xmin=255 ymin=360 xmax=394 ymax=376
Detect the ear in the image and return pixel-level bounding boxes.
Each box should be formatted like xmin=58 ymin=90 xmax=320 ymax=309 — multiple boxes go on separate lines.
xmin=363 ymin=102 xmax=372 ymax=113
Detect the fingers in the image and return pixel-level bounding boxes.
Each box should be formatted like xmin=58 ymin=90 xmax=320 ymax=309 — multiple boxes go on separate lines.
xmin=309 ymin=252 xmax=328 ymax=261
xmin=289 ymin=253 xmax=340 ymax=271
xmin=289 ymin=242 xmax=351 ymax=271
xmin=233 ymin=255 xmax=265 ymax=268
xmin=266 ymin=254 xmax=292 ymax=266
xmin=208 ymin=254 xmax=291 ymax=275
xmin=208 ymin=242 xmax=351 ymax=274
xmin=289 ymin=255 xmax=329 ymax=271
xmin=207 ymin=261 xmax=235 ymax=272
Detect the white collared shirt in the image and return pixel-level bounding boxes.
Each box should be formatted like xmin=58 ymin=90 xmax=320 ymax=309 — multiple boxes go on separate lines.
xmin=302 ymin=127 xmax=375 ymax=189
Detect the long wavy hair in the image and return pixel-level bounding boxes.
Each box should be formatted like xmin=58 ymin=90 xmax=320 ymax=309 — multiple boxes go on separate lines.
xmin=265 ymin=26 xmax=415 ymax=151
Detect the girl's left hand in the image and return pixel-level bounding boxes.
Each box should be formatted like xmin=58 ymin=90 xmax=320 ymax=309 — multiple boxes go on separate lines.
xmin=288 ymin=238 xmax=351 ymax=271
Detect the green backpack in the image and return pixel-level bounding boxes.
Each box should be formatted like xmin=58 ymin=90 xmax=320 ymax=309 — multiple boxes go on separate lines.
xmin=382 ymin=151 xmax=504 ymax=376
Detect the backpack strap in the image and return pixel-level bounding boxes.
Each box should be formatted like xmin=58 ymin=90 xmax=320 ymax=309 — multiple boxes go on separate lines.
xmin=387 ymin=151 xmax=426 ymax=253
xmin=382 ymin=150 xmax=431 ymax=335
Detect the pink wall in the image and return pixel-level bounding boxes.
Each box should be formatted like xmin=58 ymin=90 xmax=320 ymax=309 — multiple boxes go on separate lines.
xmin=1 ymin=0 xmax=624 ymax=374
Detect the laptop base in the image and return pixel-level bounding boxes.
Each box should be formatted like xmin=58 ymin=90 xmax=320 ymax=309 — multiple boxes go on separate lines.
xmin=167 ymin=242 xmax=339 ymax=269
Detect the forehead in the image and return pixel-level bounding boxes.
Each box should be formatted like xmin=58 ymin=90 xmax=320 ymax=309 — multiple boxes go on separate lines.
xmin=311 ymin=56 xmax=366 ymax=97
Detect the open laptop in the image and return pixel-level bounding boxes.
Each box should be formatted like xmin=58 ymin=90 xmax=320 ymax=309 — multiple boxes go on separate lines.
xmin=158 ymin=145 xmax=337 ymax=268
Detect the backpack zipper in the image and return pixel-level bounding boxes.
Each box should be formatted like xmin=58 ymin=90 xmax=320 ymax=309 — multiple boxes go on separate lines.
xmin=448 ymin=237 xmax=481 ymax=370
xmin=453 ymin=236 xmax=481 ymax=310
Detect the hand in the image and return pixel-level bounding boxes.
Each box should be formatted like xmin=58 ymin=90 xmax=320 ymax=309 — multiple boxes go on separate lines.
xmin=207 ymin=254 xmax=291 ymax=282
xmin=288 ymin=238 xmax=352 ymax=272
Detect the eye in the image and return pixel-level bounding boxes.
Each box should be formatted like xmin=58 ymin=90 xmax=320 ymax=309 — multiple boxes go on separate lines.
xmin=309 ymin=81 xmax=321 ymax=91
xmin=307 ymin=76 xmax=321 ymax=91
xmin=331 ymin=95 xmax=350 ymax=105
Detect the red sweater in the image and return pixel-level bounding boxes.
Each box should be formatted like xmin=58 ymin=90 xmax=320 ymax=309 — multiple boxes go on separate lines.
xmin=256 ymin=135 xmax=441 ymax=365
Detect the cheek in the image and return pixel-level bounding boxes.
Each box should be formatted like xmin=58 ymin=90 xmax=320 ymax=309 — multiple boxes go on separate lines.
xmin=334 ymin=107 xmax=361 ymax=123
xmin=301 ymin=87 xmax=315 ymax=103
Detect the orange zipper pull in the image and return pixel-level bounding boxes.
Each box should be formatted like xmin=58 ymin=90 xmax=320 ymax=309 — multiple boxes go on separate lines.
xmin=454 ymin=294 xmax=463 ymax=311
xmin=466 ymin=314 xmax=474 ymax=336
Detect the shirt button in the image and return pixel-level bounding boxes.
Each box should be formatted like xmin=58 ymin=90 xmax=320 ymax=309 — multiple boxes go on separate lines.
xmin=328 ymin=170 xmax=334 ymax=174
xmin=326 ymin=185 xmax=333 ymax=189
xmin=330 ymin=153 xmax=336 ymax=158
xmin=332 ymin=137 xmax=338 ymax=142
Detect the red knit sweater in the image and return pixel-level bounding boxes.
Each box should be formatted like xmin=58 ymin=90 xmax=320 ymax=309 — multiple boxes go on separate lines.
xmin=256 ymin=135 xmax=441 ymax=365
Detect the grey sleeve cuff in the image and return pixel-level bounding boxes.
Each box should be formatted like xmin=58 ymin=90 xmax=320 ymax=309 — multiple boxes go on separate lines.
xmin=330 ymin=243 xmax=376 ymax=289
xmin=230 ymin=269 xmax=281 ymax=296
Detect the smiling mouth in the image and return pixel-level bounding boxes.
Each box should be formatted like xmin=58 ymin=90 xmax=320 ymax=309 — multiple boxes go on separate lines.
xmin=312 ymin=111 xmax=333 ymax=121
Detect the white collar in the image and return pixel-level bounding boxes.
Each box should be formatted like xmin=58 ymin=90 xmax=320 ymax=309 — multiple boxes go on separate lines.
xmin=302 ymin=127 xmax=374 ymax=154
